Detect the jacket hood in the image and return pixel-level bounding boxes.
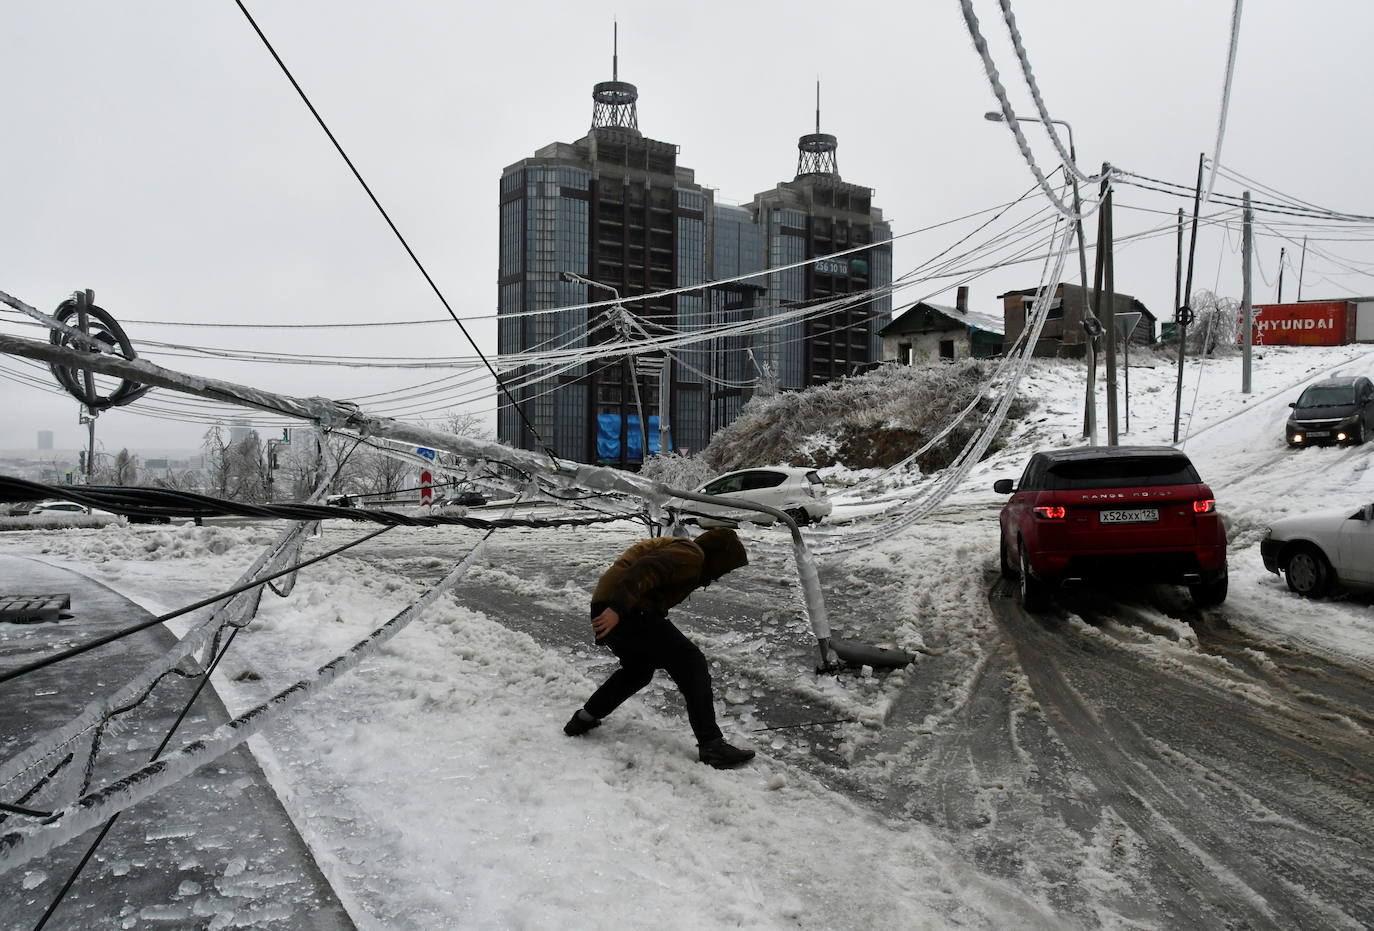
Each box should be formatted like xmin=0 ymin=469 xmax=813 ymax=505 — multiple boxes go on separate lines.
xmin=695 ymin=528 xmax=749 ymax=584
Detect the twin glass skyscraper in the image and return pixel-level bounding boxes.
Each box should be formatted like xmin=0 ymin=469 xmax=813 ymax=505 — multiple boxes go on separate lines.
xmin=496 ymin=74 xmax=891 ymax=468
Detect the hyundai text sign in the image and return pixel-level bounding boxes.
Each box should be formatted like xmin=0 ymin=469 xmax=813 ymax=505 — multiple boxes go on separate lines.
xmin=1248 ymin=301 xmax=1356 ymax=347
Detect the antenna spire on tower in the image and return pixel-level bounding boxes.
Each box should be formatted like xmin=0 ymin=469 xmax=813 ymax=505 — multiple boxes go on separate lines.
xmin=796 ymin=79 xmax=838 ymax=179
xmin=591 ymin=21 xmax=640 ymax=134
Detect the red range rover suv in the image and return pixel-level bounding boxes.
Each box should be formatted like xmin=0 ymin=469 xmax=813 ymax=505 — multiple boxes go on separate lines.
xmin=993 ymin=446 xmax=1228 ymax=609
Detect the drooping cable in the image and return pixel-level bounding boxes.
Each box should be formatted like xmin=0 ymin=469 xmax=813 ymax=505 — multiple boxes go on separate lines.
xmin=1204 ymin=0 xmax=1246 ymax=205
xmin=230 ymin=0 xmax=555 ymax=460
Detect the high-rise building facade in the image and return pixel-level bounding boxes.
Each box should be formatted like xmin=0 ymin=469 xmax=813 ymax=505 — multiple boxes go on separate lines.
xmin=747 ymin=117 xmax=892 ymax=391
xmin=497 ymin=69 xmax=887 ymax=466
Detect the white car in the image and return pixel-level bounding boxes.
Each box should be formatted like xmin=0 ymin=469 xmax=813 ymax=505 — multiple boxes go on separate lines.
xmin=684 ymin=467 xmax=832 ymax=528
xmin=29 ymin=500 xmax=92 ymax=515
xmin=1261 ymin=503 xmax=1374 ymax=597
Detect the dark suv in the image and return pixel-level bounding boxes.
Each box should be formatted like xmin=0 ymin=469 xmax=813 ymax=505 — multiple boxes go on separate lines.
xmin=993 ymin=446 xmax=1228 ymax=609
xmin=1285 ymin=375 xmax=1374 ymax=447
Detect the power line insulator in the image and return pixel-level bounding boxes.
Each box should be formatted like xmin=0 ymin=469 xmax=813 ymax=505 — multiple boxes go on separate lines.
xmin=47 ymin=290 xmax=152 ymax=410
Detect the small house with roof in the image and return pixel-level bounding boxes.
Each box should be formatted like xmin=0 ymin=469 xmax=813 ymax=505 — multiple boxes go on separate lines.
xmin=879 ymin=286 xmax=1005 ymax=364
xmin=1001 ymin=283 xmax=1157 ymax=357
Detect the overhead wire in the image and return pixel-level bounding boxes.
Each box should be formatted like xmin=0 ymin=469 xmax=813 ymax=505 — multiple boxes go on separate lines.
xmin=1203 ymin=0 xmax=1245 ymax=204
xmin=230 ymin=0 xmax=553 ymax=458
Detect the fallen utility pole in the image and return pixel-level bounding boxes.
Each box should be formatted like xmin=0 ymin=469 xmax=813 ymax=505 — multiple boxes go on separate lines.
xmin=0 ymin=316 xmax=898 ymax=673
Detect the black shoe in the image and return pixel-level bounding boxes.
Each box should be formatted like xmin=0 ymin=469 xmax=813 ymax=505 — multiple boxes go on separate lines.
xmin=563 ymin=709 xmax=601 ymax=737
xmin=698 ymin=738 xmax=755 ymax=769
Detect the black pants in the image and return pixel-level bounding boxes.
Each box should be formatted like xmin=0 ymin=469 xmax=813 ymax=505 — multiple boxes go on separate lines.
xmin=583 ymin=605 xmax=723 ymax=745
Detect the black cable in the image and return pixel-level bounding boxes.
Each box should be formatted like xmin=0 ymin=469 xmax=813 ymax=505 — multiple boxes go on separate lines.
xmin=229 ymin=0 xmax=556 ymax=462
xmin=0 ymin=801 xmax=52 ymax=818
xmin=1115 ymin=171 xmax=1374 ymax=223
xmin=0 ymin=476 xmax=627 ymax=529
xmin=34 ymin=623 xmax=245 ymax=930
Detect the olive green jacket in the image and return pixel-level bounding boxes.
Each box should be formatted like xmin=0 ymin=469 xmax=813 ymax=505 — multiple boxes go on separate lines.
xmin=592 ymin=532 xmax=747 ymax=619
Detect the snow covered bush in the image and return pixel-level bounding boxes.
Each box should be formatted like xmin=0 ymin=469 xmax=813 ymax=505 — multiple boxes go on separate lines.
xmin=702 ymin=359 xmax=1031 ymax=472
xmin=638 ymin=450 xmax=713 ymax=490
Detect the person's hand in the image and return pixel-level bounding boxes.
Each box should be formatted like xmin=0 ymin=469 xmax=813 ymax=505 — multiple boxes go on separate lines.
xmin=591 ymin=607 xmax=620 ymax=640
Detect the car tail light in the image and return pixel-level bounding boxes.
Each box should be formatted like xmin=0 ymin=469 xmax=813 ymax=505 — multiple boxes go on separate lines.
xmin=1193 ymin=499 xmax=1215 ymax=514
xmin=1033 ymin=506 xmax=1066 ymax=519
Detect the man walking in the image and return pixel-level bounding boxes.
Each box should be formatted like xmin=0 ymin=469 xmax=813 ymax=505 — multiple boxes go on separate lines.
xmin=564 ymin=527 xmax=756 ymax=769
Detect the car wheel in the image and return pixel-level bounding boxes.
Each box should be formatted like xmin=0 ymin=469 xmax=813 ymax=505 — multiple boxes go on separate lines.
xmin=1354 ymin=422 xmax=1368 ymax=445
xmin=999 ymin=535 xmax=1016 ymax=579
xmin=784 ymin=507 xmax=810 ymax=527
xmin=1190 ymin=565 xmax=1228 ymax=607
xmin=1284 ymin=544 xmax=1332 ymax=598
xmin=1018 ymin=541 xmax=1048 ymax=611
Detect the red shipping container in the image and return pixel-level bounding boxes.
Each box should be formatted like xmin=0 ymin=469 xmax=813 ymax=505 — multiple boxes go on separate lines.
xmin=1247 ymin=301 xmax=1355 ymax=346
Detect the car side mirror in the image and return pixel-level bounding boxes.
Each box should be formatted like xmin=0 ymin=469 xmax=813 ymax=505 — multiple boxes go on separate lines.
xmin=993 ymin=479 xmax=1015 ymax=494
xmin=1288 ymin=401 xmax=1296 ymax=408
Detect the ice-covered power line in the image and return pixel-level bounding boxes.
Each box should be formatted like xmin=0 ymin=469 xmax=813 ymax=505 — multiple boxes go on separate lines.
xmin=1204 ymin=0 xmax=1245 ymax=206
xmin=994 ymin=0 xmax=1107 ymax=188
xmin=1114 ymin=168 xmax=1374 ymax=224
xmin=88 ymin=191 xmax=1072 ymax=333
xmin=957 ymin=0 xmax=1100 ymax=218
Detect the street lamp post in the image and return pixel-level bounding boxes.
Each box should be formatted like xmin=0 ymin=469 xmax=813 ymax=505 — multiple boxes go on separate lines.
xmin=561 ymin=271 xmax=650 ymax=466
xmin=985 ymin=111 xmax=1098 ymax=445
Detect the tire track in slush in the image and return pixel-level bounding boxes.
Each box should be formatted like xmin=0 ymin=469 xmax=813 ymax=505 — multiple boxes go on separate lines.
xmin=992 ymin=582 xmax=1373 ymax=930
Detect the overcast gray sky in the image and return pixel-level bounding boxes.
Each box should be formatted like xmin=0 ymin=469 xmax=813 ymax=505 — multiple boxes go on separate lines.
xmin=4 ymin=0 xmax=1374 ymax=453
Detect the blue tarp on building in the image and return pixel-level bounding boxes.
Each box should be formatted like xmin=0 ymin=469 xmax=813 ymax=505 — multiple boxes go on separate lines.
xmin=597 ymin=413 xmax=670 ymax=461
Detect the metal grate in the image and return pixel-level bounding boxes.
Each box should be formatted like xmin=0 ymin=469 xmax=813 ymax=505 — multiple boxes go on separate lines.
xmin=0 ymin=593 xmax=71 ymax=623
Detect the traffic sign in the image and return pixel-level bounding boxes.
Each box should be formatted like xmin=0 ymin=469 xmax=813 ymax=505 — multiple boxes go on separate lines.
xmin=416 ymin=447 xmax=437 ymax=461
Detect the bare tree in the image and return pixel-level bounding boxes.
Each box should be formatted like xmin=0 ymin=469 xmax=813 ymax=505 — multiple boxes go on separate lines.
xmin=356 ymin=447 xmax=411 ymax=498
xmin=427 ymin=408 xmax=493 ymax=442
xmin=154 ymin=469 xmax=202 ymax=494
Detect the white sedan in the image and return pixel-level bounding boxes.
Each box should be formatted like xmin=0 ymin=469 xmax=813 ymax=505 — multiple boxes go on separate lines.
xmin=681 ymin=467 xmax=832 ymax=528
xmin=1261 ymin=503 xmax=1374 ymax=597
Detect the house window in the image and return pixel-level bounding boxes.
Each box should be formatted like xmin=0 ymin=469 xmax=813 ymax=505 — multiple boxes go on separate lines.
xmin=939 ymin=340 xmax=956 ymax=360
xmin=899 ymin=342 xmax=913 ymax=365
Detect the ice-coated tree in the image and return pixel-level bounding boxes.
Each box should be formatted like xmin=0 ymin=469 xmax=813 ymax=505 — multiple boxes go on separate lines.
xmin=1186 ymin=289 xmax=1241 ymax=355
xmin=112 ymin=448 xmax=139 ymax=485
xmin=203 ymin=425 xmax=232 ymax=498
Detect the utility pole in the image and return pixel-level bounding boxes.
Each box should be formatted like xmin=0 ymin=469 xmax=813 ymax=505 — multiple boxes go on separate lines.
xmin=1173 ymin=154 xmax=1205 ymax=444
xmin=75 ymin=289 xmax=100 ymax=484
xmin=1101 ymin=167 xmax=1119 ymax=446
xmin=1064 ymin=138 xmax=1095 ymax=445
xmin=1297 ymin=236 xmax=1308 ymax=301
xmin=561 ymin=270 xmax=649 ymax=467
xmin=622 ymin=333 xmax=648 ymax=465
xmin=1241 ymin=191 xmax=1254 ymax=394
xmin=658 ymin=355 xmax=671 ymax=456
xmin=1277 ymin=247 xmax=1285 ymax=302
